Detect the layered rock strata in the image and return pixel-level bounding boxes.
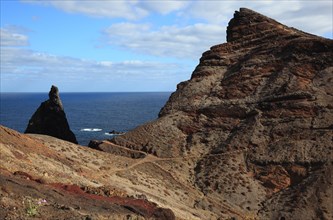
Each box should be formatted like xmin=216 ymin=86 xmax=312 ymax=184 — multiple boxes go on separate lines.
xmin=25 ymin=85 xmax=78 ymax=144
xmin=106 ymin=8 xmax=333 ymax=219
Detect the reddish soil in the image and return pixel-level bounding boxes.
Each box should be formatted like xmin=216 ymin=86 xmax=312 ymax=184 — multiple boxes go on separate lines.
xmin=0 ymin=169 xmax=175 ymax=220
xmin=49 ymin=182 xmax=160 ymax=218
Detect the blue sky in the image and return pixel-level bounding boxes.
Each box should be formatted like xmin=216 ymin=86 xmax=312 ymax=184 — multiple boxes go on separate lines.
xmin=1 ymin=0 xmax=332 ymax=92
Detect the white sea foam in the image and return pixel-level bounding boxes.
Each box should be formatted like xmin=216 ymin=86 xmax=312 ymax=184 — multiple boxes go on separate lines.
xmin=104 ymin=132 xmax=115 ymax=136
xmin=80 ymin=128 xmax=102 ymax=132
xmin=104 ymin=132 xmax=124 ymax=136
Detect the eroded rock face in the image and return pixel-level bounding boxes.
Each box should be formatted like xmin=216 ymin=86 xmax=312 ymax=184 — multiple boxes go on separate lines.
xmin=112 ymin=8 xmax=332 ymax=160
xmin=107 ymin=8 xmax=332 ymax=218
xmin=25 ymin=85 xmax=78 ymax=144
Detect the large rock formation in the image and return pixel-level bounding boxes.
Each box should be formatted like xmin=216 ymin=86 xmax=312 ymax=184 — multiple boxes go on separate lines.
xmin=105 ymin=8 xmax=333 ymax=219
xmin=1 ymin=8 xmax=329 ymax=220
xmin=25 ymin=85 xmax=78 ymax=144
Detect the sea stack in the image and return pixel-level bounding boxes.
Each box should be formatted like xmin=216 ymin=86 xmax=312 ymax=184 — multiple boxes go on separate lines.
xmin=25 ymin=85 xmax=78 ymax=144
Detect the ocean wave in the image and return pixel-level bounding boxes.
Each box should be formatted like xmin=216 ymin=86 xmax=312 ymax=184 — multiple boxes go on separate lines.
xmin=80 ymin=128 xmax=102 ymax=132
xmin=104 ymin=132 xmax=115 ymax=136
xmin=104 ymin=132 xmax=124 ymax=136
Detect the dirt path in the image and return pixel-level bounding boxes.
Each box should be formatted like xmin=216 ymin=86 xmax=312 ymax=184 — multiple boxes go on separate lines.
xmin=103 ymin=143 xmax=247 ymax=218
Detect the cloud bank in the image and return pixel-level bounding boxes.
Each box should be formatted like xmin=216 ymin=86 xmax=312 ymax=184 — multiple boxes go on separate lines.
xmin=21 ymin=1 xmax=332 ymax=59
xmin=103 ymin=23 xmax=225 ymax=59
xmin=0 ymin=28 xmax=29 ymax=47
xmin=2 ymin=1 xmax=332 ymax=92
xmin=1 ymin=28 xmax=189 ymax=92
xmin=24 ymin=0 xmax=332 ymax=37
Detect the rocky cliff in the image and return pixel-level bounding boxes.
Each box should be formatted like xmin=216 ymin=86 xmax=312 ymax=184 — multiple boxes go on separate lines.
xmin=106 ymin=8 xmax=333 ymax=219
xmin=25 ymin=85 xmax=78 ymax=144
xmin=1 ymin=8 xmax=332 ymax=220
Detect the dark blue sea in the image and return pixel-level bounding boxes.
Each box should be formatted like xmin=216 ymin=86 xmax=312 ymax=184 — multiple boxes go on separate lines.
xmin=0 ymin=92 xmax=171 ymax=145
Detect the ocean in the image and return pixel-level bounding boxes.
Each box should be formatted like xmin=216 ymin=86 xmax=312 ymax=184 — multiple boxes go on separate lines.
xmin=0 ymin=92 xmax=171 ymax=146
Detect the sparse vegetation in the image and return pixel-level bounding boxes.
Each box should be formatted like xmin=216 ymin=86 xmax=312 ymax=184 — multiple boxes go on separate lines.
xmin=23 ymin=197 xmax=47 ymax=217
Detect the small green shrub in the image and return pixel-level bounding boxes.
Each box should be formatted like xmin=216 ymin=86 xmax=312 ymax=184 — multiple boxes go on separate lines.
xmin=23 ymin=197 xmax=47 ymax=217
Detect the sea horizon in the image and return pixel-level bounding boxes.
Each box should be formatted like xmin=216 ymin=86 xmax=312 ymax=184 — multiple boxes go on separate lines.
xmin=0 ymin=92 xmax=171 ymax=145
xmin=0 ymin=91 xmax=173 ymax=94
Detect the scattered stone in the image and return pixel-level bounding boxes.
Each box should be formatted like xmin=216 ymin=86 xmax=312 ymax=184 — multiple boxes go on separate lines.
xmin=108 ymin=130 xmax=125 ymax=135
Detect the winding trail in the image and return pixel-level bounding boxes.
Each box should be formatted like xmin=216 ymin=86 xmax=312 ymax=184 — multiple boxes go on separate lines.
xmin=102 ymin=140 xmax=248 ymax=218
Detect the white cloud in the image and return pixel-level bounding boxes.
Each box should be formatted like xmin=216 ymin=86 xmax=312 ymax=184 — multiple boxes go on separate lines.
xmin=271 ymin=2 xmax=333 ymax=36
xmin=0 ymin=27 xmax=183 ymax=80
xmin=4 ymin=0 xmax=331 ymax=92
xmin=0 ymin=20 xmax=191 ymax=92
xmin=0 ymin=46 xmax=190 ymax=91
xmin=138 ymin=1 xmax=189 ymax=14
xmin=22 ymin=0 xmax=190 ymax=20
xmin=103 ymin=22 xmax=226 ymax=59
xmin=187 ymin=1 xmax=332 ymax=37
xmin=0 ymin=28 xmax=29 ymax=47
xmin=23 ymin=0 xmax=148 ymax=20
xmin=21 ymin=0 xmax=332 ymax=37
xmin=98 ymin=1 xmax=331 ymax=60
xmin=1 ymin=46 xmax=182 ymax=77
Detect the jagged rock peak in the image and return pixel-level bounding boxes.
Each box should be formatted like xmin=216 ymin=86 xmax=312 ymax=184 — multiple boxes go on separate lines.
xmin=48 ymin=85 xmax=63 ymax=108
xmin=90 ymin=8 xmax=332 ymax=219
xmin=226 ymin=8 xmax=306 ymax=42
xmin=25 ymin=85 xmax=78 ymax=144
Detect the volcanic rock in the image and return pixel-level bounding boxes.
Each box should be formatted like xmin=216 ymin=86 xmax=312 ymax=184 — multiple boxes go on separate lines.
xmin=107 ymin=8 xmax=333 ymax=219
xmin=1 ymin=8 xmax=332 ymax=220
xmin=25 ymin=85 xmax=78 ymax=144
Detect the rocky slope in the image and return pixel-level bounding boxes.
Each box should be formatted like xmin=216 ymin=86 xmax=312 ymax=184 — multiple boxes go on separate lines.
xmin=25 ymin=85 xmax=78 ymax=144
xmin=108 ymin=8 xmax=333 ymax=219
xmin=0 ymin=8 xmax=332 ymax=220
xmin=0 ymin=126 xmax=175 ymax=220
